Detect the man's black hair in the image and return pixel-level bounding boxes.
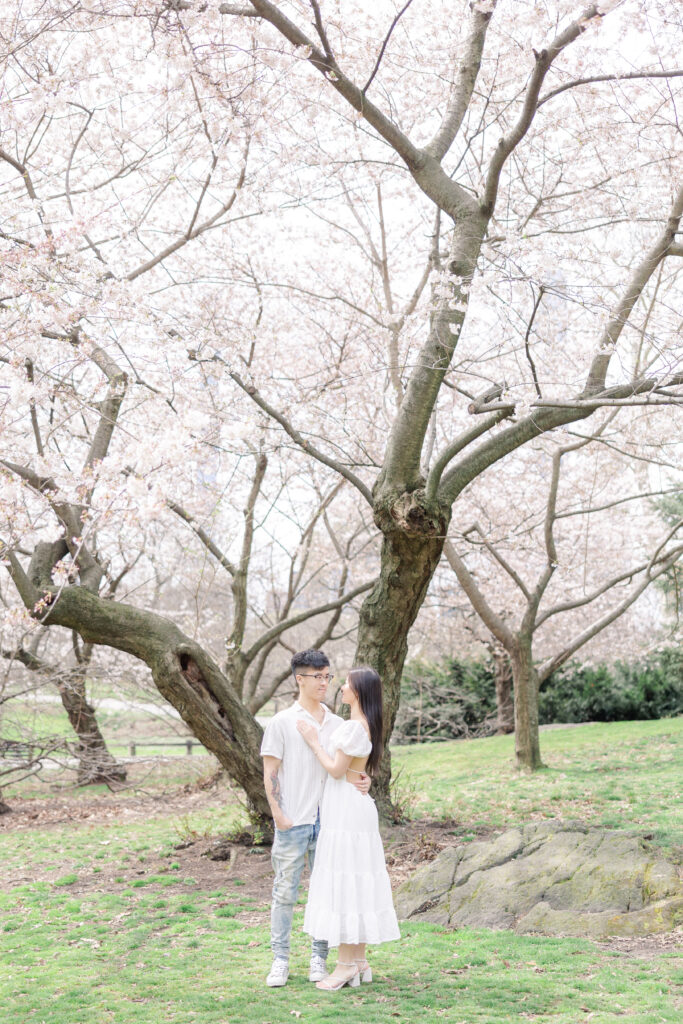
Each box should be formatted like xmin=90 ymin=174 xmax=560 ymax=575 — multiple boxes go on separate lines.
xmin=291 ymin=649 xmax=330 ymax=680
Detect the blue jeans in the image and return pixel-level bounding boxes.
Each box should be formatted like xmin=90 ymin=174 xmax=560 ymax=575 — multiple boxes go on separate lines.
xmin=270 ymin=821 xmax=328 ymax=961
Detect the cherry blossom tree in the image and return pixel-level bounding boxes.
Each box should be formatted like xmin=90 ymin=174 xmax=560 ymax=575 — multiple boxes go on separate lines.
xmin=442 ymin=416 xmax=683 ymax=768
xmin=216 ymin=0 xmax=683 ymax=788
xmin=0 ymin=1 xmax=372 ymax=823
xmin=2 ymin=0 xmax=683 ymax=820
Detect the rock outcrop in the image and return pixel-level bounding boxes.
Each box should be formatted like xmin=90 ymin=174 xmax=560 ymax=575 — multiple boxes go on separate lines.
xmin=395 ymin=821 xmax=683 ymax=937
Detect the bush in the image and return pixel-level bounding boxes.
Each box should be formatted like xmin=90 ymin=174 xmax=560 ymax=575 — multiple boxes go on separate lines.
xmin=394 ymin=649 xmax=683 ymax=744
xmin=540 ymin=649 xmax=683 ymax=724
xmin=393 ymin=657 xmax=497 ymax=744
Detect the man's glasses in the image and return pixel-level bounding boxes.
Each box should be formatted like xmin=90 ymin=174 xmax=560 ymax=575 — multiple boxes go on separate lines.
xmin=298 ymin=673 xmax=334 ymax=683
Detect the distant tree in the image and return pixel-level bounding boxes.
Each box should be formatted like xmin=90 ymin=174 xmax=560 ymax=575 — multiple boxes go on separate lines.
xmin=444 ymin=425 xmax=682 ymax=766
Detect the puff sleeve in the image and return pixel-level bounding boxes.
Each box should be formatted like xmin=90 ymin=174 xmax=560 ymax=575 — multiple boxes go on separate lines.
xmin=334 ymin=720 xmax=372 ymax=757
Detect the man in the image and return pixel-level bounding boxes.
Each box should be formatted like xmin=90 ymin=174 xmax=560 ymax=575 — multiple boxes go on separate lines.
xmin=260 ymin=648 xmax=370 ymax=987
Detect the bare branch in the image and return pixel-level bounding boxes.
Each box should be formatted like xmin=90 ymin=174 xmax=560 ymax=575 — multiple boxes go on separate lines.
xmin=537 ymin=544 xmax=683 ymax=681
xmin=538 ymin=68 xmax=683 ymax=108
xmin=243 ymin=579 xmax=375 ymax=663
xmin=523 ymin=286 xmax=544 ymax=399
xmin=482 ymin=4 xmax=609 ymax=216
xmin=24 ymin=358 xmax=44 ymax=457
xmin=229 ymin=372 xmax=373 ymax=505
xmin=219 ymin=3 xmax=260 ymax=14
xmin=362 ymin=0 xmax=415 ymax=95
xmin=582 ymin=184 xmax=683 ymax=395
xmin=425 ymin=0 xmax=497 ymax=161
xmin=461 ymin=523 xmax=531 ymax=601
xmin=443 ymin=539 xmax=513 ymax=647
xmin=426 ymin=408 xmax=511 ymax=501
xmin=166 ymin=499 xmax=237 ymax=577
xmin=242 ymin=0 xmax=477 ymax=220
xmin=0 ymin=146 xmax=53 ymax=239
xmin=127 ymin=140 xmax=249 ymax=281
xmin=556 ymin=486 xmax=683 ymax=520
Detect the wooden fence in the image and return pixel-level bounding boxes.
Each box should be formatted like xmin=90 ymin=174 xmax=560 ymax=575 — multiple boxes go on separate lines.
xmin=127 ymin=740 xmax=204 ymax=756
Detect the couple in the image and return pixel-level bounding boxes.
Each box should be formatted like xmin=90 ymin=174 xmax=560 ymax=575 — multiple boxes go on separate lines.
xmin=260 ymin=648 xmax=400 ymax=991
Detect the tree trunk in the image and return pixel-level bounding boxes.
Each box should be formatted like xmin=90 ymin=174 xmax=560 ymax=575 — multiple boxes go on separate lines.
xmin=34 ymin=586 xmax=272 ymax=829
xmin=493 ymin=649 xmax=514 ymax=734
xmin=354 ymin=490 xmax=450 ymax=817
xmin=0 ymin=798 xmax=11 ymax=815
xmin=57 ymin=668 xmax=127 ymax=786
xmin=510 ymin=639 xmax=544 ymax=771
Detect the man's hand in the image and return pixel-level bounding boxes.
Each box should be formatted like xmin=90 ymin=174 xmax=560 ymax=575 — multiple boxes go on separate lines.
xmin=274 ymin=813 xmax=294 ymax=832
xmin=350 ymin=772 xmax=371 ymax=796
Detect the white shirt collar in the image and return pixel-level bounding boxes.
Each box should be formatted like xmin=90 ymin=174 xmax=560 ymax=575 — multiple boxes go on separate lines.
xmin=294 ymin=700 xmax=334 ymax=724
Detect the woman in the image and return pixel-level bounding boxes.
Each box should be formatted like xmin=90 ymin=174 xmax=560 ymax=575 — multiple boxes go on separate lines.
xmin=296 ymin=666 xmax=400 ymax=991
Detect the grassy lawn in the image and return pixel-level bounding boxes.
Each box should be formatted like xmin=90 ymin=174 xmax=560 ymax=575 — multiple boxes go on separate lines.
xmin=392 ymin=717 xmax=683 ymax=850
xmin=1 ymin=718 xmax=681 ymax=1023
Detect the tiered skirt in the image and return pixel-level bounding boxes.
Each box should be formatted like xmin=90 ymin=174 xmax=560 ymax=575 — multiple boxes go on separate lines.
xmin=303 ymin=776 xmax=400 ymax=946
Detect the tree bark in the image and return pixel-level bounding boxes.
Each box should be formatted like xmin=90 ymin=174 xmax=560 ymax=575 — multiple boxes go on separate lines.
xmin=354 ymin=489 xmax=451 ymax=816
xmin=0 ymin=798 xmax=11 ymax=815
xmin=57 ymin=667 xmax=127 ymax=786
xmin=510 ymin=639 xmax=544 ymax=771
xmin=23 ymin=584 xmax=272 ymax=828
xmin=494 ymin=648 xmax=514 ymax=734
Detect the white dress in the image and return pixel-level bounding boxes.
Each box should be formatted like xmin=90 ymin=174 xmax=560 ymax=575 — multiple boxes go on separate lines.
xmin=303 ymin=719 xmax=400 ymax=947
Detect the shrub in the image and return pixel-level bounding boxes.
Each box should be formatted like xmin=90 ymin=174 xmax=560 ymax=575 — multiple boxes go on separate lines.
xmin=539 ymin=649 xmax=683 ymax=724
xmin=394 ymin=649 xmax=683 ymax=744
xmin=393 ymin=657 xmax=497 ymax=744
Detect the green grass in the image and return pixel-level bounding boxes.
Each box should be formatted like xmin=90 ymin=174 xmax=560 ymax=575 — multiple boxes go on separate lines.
xmin=1 ymin=719 xmax=681 ymax=1023
xmin=392 ymin=717 xmax=683 ymax=849
xmin=1 ymin=687 xmax=206 ymax=759
xmin=0 ymin=886 xmax=680 ymax=1024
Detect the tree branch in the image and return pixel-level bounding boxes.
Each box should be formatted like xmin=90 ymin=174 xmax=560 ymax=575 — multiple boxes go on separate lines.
xmin=538 ymin=68 xmax=683 ymax=108
xmin=482 ymin=3 xmax=609 ymax=216
xmin=582 ymin=183 xmax=683 ymax=396
xmin=126 ymin=140 xmax=249 ymax=281
xmin=361 ymin=0 xmax=415 ymax=95
xmin=229 ymin=372 xmax=373 ymax=505
xmin=426 ymin=408 xmax=511 ymax=501
xmin=523 ymin=286 xmax=544 ymax=399
xmin=166 ymin=499 xmax=237 ymax=577
xmin=443 ymin=539 xmax=513 ymax=647
xmin=537 ymin=544 xmax=683 ymax=681
xmin=243 ymin=579 xmax=374 ymax=664
xmin=461 ymin=523 xmax=531 ymax=601
xmin=425 ymin=0 xmax=497 ymax=161
xmin=535 ymin=557 xmax=663 ymax=628
xmin=241 ymin=0 xmax=478 ymax=220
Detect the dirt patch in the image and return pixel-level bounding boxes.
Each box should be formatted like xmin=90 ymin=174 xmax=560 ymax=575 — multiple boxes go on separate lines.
xmin=597 ymin=929 xmax=683 ymax=959
xmin=0 ymin=787 xmax=475 ymax=917
xmin=0 ymin=769 xmax=231 ymax=832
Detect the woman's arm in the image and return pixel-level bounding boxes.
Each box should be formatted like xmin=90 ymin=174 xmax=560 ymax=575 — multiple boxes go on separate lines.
xmin=296 ymin=721 xmax=352 ymax=779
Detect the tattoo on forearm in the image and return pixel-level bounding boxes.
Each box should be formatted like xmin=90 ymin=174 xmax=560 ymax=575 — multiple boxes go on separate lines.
xmin=270 ymin=769 xmax=284 ymax=811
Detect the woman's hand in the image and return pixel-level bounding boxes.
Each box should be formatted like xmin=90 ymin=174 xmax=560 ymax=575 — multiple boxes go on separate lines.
xmin=296 ymin=719 xmax=318 ymax=746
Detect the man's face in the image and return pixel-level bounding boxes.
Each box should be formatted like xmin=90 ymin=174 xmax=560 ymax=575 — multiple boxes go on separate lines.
xmin=297 ymin=667 xmax=332 ymax=703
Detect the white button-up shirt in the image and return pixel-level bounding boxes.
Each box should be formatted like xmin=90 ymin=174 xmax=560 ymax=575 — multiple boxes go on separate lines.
xmin=260 ymin=701 xmax=342 ymax=826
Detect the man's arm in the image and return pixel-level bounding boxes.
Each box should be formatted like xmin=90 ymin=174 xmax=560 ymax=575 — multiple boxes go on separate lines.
xmin=349 ymin=772 xmax=371 ymax=796
xmin=262 ymin=755 xmax=293 ymax=831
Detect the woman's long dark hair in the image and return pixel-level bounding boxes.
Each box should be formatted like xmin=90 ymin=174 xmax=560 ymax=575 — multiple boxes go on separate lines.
xmin=347 ymin=666 xmax=383 ymax=775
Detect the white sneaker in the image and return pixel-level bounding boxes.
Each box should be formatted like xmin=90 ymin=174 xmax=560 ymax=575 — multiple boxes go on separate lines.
xmin=266 ymin=958 xmax=289 ymax=987
xmin=309 ymin=955 xmax=328 ymax=982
